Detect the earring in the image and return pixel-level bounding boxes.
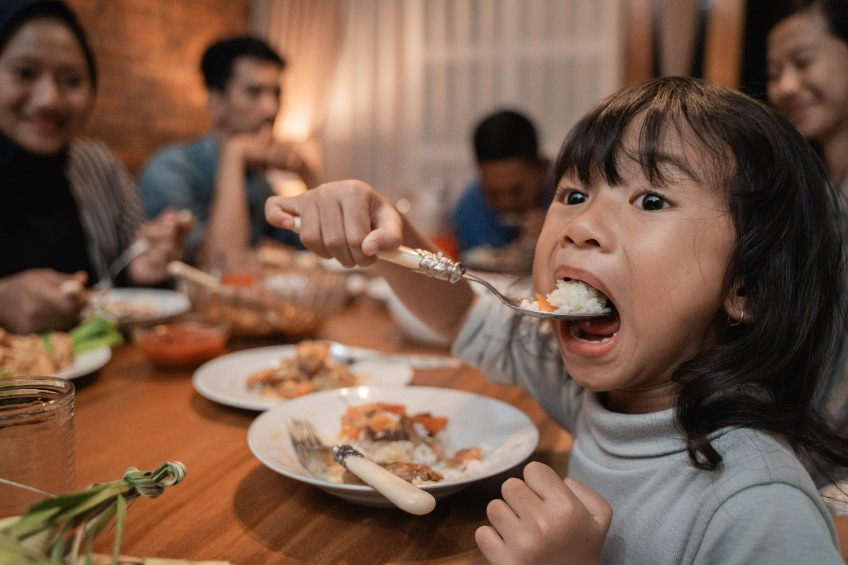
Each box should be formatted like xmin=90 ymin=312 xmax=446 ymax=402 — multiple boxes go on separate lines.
xmin=728 ymin=309 xmax=744 ymax=327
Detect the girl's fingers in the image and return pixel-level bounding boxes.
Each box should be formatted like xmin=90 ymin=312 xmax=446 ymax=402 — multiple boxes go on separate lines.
xmin=265 ymin=195 xmax=300 ymax=230
xmin=499 ymin=476 xmax=541 ymax=520
xmin=564 ymin=477 xmax=613 ymax=530
xmin=475 ymin=525 xmax=507 ymax=563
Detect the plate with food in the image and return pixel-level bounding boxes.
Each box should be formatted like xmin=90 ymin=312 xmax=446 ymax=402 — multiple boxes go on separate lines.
xmin=0 ymin=317 xmax=120 ymax=380
xmin=52 ymin=346 xmax=112 ymax=380
xmin=247 ymin=385 xmax=539 ymax=506
xmin=90 ymin=288 xmax=191 ymax=324
xmin=193 ymin=341 xmax=414 ymax=411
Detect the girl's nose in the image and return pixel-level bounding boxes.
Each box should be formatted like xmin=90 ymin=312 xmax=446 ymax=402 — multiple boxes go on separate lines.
xmin=560 ymin=201 xmax=608 ymax=249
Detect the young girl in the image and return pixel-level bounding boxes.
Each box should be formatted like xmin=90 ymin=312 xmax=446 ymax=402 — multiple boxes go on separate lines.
xmin=266 ymin=77 xmax=848 ymax=563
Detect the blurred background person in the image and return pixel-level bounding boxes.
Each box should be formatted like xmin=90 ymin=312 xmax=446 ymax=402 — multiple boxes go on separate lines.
xmin=138 ymin=35 xmax=316 ymax=270
xmin=452 ymin=109 xmax=553 ymax=270
xmin=766 ymin=0 xmax=848 ymax=514
xmin=0 ymin=0 xmax=189 ymax=334
xmin=766 ymin=0 xmax=848 ymax=186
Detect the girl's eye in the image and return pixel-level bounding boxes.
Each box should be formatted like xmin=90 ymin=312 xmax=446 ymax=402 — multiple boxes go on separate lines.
xmin=634 ymin=193 xmax=668 ymax=211
xmin=564 ymin=190 xmax=587 ymax=205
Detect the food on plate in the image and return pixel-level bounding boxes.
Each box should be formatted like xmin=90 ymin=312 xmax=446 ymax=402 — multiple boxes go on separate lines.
xmin=0 ymin=317 xmax=122 ymax=375
xmin=520 ymin=279 xmax=610 ymax=315
xmin=0 ymin=330 xmax=73 ymax=375
xmin=93 ymin=294 xmax=161 ymax=319
xmin=67 ymin=316 xmax=124 ymax=353
xmin=245 ymin=341 xmax=358 ymax=399
xmin=318 ymin=402 xmax=483 ymax=485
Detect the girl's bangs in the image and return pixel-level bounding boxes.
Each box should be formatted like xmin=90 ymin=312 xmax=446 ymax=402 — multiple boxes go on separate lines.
xmin=556 ymin=82 xmax=729 ymax=188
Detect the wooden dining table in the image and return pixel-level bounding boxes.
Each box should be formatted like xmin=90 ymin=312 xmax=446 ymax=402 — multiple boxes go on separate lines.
xmin=73 ymin=296 xmax=573 ymax=564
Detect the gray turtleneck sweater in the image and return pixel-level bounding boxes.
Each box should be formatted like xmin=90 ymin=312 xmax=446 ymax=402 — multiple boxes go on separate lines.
xmin=453 ymin=294 xmax=842 ymax=564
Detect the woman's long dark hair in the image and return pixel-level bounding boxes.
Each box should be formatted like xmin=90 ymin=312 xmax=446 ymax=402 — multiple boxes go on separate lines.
xmin=556 ymin=76 xmax=848 ymax=474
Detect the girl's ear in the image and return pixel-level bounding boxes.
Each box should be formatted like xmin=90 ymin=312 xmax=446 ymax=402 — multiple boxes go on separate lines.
xmin=723 ymin=280 xmax=749 ymax=326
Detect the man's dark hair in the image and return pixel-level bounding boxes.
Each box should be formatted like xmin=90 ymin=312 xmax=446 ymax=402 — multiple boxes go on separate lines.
xmin=473 ymin=109 xmax=539 ymax=163
xmin=200 ymin=34 xmax=286 ymax=91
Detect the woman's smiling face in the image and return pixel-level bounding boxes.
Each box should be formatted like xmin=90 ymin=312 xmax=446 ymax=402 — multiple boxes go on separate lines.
xmin=533 ymin=123 xmax=737 ymax=414
xmin=766 ymin=7 xmax=848 ymax=145
xmin=0 ymin=17 xmax=94 ymax=155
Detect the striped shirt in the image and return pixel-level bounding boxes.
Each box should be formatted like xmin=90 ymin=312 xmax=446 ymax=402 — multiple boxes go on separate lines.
xmin=66 ymin=139 xmax=146 ymax=282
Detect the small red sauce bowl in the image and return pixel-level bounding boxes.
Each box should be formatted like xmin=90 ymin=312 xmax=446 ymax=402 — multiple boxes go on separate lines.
xmin=133 ymin=318 xmax=230 ymax=368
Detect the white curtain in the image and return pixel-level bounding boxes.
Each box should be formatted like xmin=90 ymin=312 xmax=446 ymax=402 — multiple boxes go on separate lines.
xmin=257 ymin=0 xmax=624 ymax=202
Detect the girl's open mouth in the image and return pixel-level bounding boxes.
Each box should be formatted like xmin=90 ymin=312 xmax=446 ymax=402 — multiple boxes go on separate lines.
xmin=554 ymin=279 xmax=620 ymax=341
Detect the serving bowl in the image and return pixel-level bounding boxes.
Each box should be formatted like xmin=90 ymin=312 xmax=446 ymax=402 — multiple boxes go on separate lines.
xmin=247 ymin=385 xmax=539 ymax=507
xmin=175 ymin=250 xmax=350 ymax=337
xmin=133 ymin=316 xmax=230 ymax=368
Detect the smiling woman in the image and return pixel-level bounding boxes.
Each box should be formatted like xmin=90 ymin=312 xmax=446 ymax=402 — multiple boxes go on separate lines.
xmin=0 ymin=0 xmax=191 ymax=335
xmin=765 ymin=0 xmax=848 ymax=184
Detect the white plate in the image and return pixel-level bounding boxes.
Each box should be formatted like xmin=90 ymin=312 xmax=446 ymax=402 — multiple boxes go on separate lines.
xmin=248 ymin=385 xmax=539 ymax=507
xmin=92 ymin=288 xmax=190 ymax=324
xmin=193 ymin=345 xmax=414 ymax=411
xmin=53 ymin=346 xmax=112 ymax=380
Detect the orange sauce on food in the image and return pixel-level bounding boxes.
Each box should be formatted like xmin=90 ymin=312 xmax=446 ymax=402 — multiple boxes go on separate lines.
xmin=138 ymin=325 xmax=227 ymax=367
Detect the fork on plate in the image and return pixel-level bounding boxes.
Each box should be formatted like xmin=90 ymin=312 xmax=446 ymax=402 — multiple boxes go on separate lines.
xmin=287 ymin=417 xmax=436 ymax=515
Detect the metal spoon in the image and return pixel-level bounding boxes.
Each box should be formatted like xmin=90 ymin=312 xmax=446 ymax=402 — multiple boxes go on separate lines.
xmin=290 ymin=217 xmax=610 ymax=320
xmin=374 ymin=246 xmax=611 ymax=320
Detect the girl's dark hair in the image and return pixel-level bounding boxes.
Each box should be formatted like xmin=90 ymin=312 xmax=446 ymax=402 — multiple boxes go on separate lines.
xmin=555 ymin=76 xmax=848 ymax=474
xmin=0 ymin=0 xmax=97 ymax=89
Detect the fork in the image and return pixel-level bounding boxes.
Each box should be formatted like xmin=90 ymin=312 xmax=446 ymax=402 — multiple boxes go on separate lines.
xmin=287 ymin=417 xmax=436 ymax=515
xmin=93 ymin=239 xmax=151 ymax=292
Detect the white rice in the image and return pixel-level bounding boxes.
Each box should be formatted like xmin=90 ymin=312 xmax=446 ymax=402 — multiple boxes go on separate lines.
xmin=521 ymin=279 xmax=609 ymax=315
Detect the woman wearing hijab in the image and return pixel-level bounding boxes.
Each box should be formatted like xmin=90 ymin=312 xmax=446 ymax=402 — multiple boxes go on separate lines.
xmin=0 ymin=0 xmax=190 ymax=334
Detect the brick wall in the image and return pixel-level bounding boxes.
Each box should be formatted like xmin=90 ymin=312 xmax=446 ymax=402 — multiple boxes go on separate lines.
xmin=66 ymin=0 xmax=252 ymax=175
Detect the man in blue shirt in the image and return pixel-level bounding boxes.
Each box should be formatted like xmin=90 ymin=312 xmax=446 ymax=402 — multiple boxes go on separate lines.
xmin=452 ymin=110 xmax=553 ymax=258
xmin=138 ymin=36 xmax=313 ymax=267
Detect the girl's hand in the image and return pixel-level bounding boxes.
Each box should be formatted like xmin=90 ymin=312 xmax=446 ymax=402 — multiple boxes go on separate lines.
xmin=475 ymin=462 xmax=612 ymax=565
xmin=0 ymin=269 xmax=88 ymax=333
xmin=128 ymin=208 xmax=193 ymax=286
xmin=265 ymin=179 xmax=404 ymax=268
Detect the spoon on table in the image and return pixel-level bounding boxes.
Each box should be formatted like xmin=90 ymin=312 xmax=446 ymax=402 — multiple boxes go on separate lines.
xmin=291 ymin=218 xmax=610 ymax=320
